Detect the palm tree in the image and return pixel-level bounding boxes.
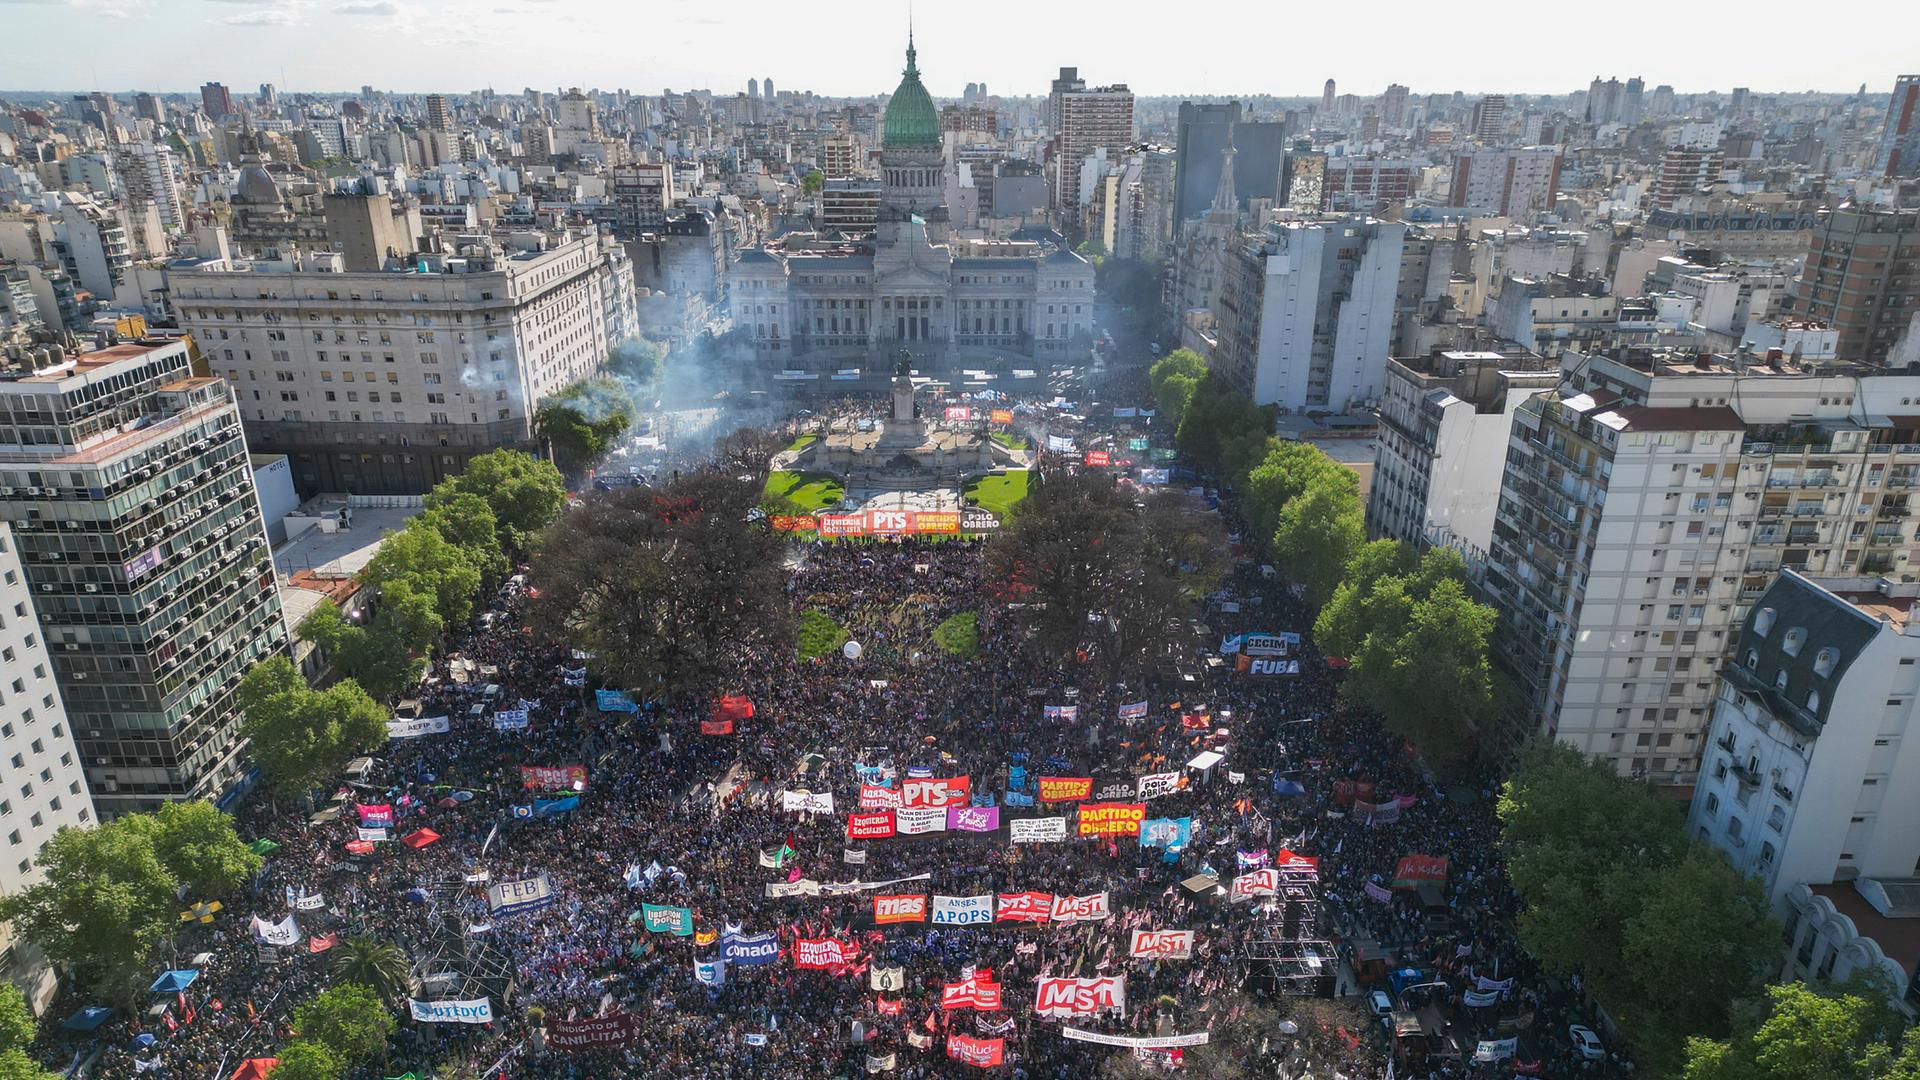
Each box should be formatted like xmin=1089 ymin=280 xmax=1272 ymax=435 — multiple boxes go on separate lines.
xmin=332 ymin=935 xmax=411 ymax=998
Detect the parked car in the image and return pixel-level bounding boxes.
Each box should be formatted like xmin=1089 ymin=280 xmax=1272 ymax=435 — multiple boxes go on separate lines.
xmin=1569 ymin=1024 xmax=1605 ymax=1061
xmin=1368 ymin=990 xmax=1394 ymax=1018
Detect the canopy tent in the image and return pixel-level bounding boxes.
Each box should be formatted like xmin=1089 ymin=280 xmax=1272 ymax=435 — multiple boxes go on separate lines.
xmin=60 ymin=1007 xmax=112 ymax=1032
xmin=1186 ymin=750 xmax=1225 ymax=773
xmin=148 ymin=970 xmax=199 ymax=994
xmin=128 ymin=1033 xmax=156 ymax=1050
xmin=400 ymin=828 xmax=441 ymax=849
xmin=713 ymin=695 xmax=755 ymax=724
xmin=231 ymin=1059 xmax=280 ymax=1080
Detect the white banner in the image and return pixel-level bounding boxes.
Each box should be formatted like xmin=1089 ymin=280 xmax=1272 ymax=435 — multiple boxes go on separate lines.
xmin=1049 ymin=892 xmax=1110 ymax=923
xmin=765 ymin=879 xmax=823 ymax=897
xmin=895 ymin=807 xmax=947 ymax=835
xmin=1230 ymin=869 xmax=1278 ymax=902
xmin=1034 ymin=976 xmax=1126 ymax=1018
xmin=1128 ymin=930 xmax=1195 ymax=959
xmin=409 ymin=997 xmax=494 ymax=1024
xmin=930 ymin=895 xmax=994 ymax=925
xmin=387 ymin=715 xmax=449 ymax=739
xmin=487 ymin=873 xmax=555 ymax=915
xmin=250 ymin=914 xmax=299 ymax=946
xmin=293 ymin=892 xmax=325 ymax=911
xmin=1061 ymin=1028 xmax=1209 ymax=1049
xmin=356 ymin=827 xmax=388 ymax=842
xmin=781 ymin=790 xmax=835 ymax=814
xmin=1009 ymin=817 xmax=1068 ymax=843
xmin=1136 ymin=772 xmax=1181 ymax=800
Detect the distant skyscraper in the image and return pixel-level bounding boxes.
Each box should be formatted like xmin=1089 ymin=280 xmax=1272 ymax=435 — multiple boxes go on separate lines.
xmin=134 ymin=92 xmax=162 ymax=125
xmin=1875 ymin=75 xmax=1920 ymax=178
xmin=425 ymin=93 xmax=451 ymax=131
xmin=258 ymin=83 xmax=277 ymax=108
xmin=1054 ymin=80 xmax=1134 ymax=216
xmin=1623 ymin=76 xmax=1645 ymax=123
xmin=1730 ymin=86 xmax=1750 ymax=117
xmin=764 ymin=78 xmax=775 ymax=102
xmin=1471 ymin=95 xmax=1508 ymax=141
xmin=199 ymin=82 xmax=234 ymax=119
xmin=747 ymin=78 xmax=759 ymax=101
xmin=1173 ymin=101 xmax=1286 ymax=225
xmin=1322 ymin=79 xmax=1336 ymax=114
xmin=1649 ymin=84 xmax=1676 ymax=118
xmin=1381 ymin=84 xmax=1410 ymax=128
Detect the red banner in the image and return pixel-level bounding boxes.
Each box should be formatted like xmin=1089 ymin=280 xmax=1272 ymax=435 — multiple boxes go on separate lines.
xmin=995 ymin=891 xmax=1053 ymax=923
xmin=770 ymin=515 xmax=818 ymax=532
xmin=990 ymin=409 xmax=1014 ymax=425
xmin=859 ymin=783 xmax=902 ymax=809
xmin=1276 ymin=849 xmax=1320 ymax=870
xmin=1180 ymin=712 xmax=1209 ymax=730
xmin=713 ymin=695 xmax=754 ymax=722
xmin=519 ymin=764 xmax=586 ymax=791
xmin=547 ymin=1012 xmax=637 ymax=1051
xmin=1393 ymin=854 xmax=1449 ymax=888
xmin=874 ymin=894 xmax=928 ymax=925
xmin=877 ymin=997 xmax=902 ymax=1016
xmin=700 ymin=719 xmax=734 ymax=736
xmin=1037 ymin=776 xmax=1092 ymax=802
xmin=944 ymin=405 xmax=973 ymax=422
xmin=847 ymin=812 xmax=896 ymax=840
xmin=1077 ymin=802 xmax=1146 ymax=836
xmin=793 ymin=938 xmax=855 ymax=970
xmin=940 ymin=974 xmax=1003 ymax=1011
xmin=818 ymin=513 xmax=866 ymax=537
xmin=1084 ymin=450 xmax=1111 ymax=467
xmin=947 ymin=1034 xmax=1005 ymax=1067
xmin=902 ymin=776 xmax=970 ymax=809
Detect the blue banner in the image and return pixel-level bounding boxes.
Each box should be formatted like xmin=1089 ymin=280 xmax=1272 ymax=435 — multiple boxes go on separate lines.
xmin=1004 ymin=790 xmax=1035 ymax=808
xmin=534 ymin=795 xmax=580 ymax=817
xmin=1273 ymin=777 xmax=1307 ymax=796
xmin=493 ymin=709 xmax=530 ymax=731
xmin=1140 ymin=816 xmax=1192 ymax=852
xmin=695 ymin=959 xmax=726 ymax=987
xmin=721 ymin=931 xmax=780 ymax=966
xmin=596 ymin=689 xmax=639 ymax=714
xmin=1009 ymin=765 xmax=1027 ymax=791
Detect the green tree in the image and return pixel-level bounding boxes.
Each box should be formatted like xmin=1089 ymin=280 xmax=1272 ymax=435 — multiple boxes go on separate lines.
xmin=1499 ymin=738 xmax=1777 ymax=1070
xmin=1174 ymin=373 xmax=1273 ymax=483
xmin=533 ymin=377 xmax=634 ymax=474
xmin=415 ymin=491 xmax=508 ymax=588
xmin=1684 ymin=976 xmax=1913 ymax=1080
xmin=607 ymin=338 xmax=666 ymax=387
xmin=801 ymin=169 xmax=824 ymax=195
xmin=332 ymin=936 xmax=412 ymax=999
xmin=147 ymin=800 xmax=263 ymax=898
xmin=1147 ymin=349 xmax=1207 ymax=434
xmin=361 ymin=525 xmax=482 ymax=631
xmin=268 ymin=1041 xmax=340 ymax=1080
xmin=0 ymin=818 xmax=178 ymax=999
xmin=292 ymin=984 xmax=395 ymax=1066
xmin=237 ymin=657 xmax=388 ymax=796
xmin=0 ymin=986 xmax=34 ymax=1055
xmin=428 ymin=450 xmax=565 ymax=552
xmin=795 ymin=609 xmax=849 ymax=661
xmin=0 ymin=1050 xmax=60 ymax=1080
xmin=1269 ymin=475 xmax=1364 ymax=607
xmin=1311 ymin=539 xmax=1418 ymax=658
xmin=297 ymin=590 xmax=437 ymax=701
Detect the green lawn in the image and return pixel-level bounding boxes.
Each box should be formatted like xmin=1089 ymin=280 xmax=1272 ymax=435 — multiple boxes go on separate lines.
xmin=797 ymin=609 xmax=850 ymax=660
xmin=765 ymin=470 xmax=844 ymax=512
xmin=785 ymin=434 xmax=818 ymax=453
xmin=990 ymin=431 xmax=1030 ymax=451
xmin=964 ymin=469 xmax=1030 ymax=519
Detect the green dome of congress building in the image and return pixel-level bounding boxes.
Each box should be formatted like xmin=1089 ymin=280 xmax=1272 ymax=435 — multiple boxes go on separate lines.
xmin=882 ymin=36 xmax=940 ymax=151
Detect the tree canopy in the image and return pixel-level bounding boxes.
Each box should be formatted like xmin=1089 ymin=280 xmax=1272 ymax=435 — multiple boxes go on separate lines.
xmin=426 ymin=449 xmax=565 ymax=552
xmin=988 ymin=471 xmax=1225 ymax=676
xmin=332 ymin=936 xmax=412 ymax=999
xmin=268 ymin=1041 xmax=340 ymax=1080
xmin=530 ymin=472 xmax=792 ymax=701
xmin=1684 ymin=976 xmax=1920 ymax=1080
xmin=1147 ymin=349 xmax=1207 ymax=435
xmin=291 ymin=983 xmax=395 ymax=1066
xmin=237 ymin=656 xmax=388 ymax=796
xmin=533 ymin=377 xmax=635 ymax=474
xmin=1499 ymin=738 xmax=1778 ymax=1071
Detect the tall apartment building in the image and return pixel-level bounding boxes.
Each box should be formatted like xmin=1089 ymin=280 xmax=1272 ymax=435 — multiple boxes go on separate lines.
xmin=1483 ymin=347 xmax=1920 ymax=783
xmin=1450 ymin=149 xmax=1561 ymax=221
xmin=1212 ymin=217 xmax=1404 ymax=412
xmin=1788 ymin=208 xmax=1920 ymax=366
xmin=609 ymin=162 xmax=676 ymax=234
xmin=820 ymin=179 xmax=881 ymax=236
xmin=424 ymin=94 xmax=452 ymax=132
xmin=1470 ymin=95 xmax=1508 ymax=141
xmin=172 ymin=229 xmax=637 ymax=495
xmin=1370 ymin=350 xmax=1557 ymax=562
xmin=1047 ymin=67 xmax=1084 ymax=140
xmin=1052 ymin=83 xmax=1134 ymax=219
xmin=1686 ymin=570 xmax=1920 ymax=1013
xmin=1381 ymin=84 xmax=1410 ymax=128
xmin=0 ymin=336 xmax=286 ymax=816
xmin=199 ymin=83 xmax=235 ymax=120
xmin=1876 ymin=75 xmax=1919 ymax=179
xmin=1321 ymin=158 xmax=1420 ymax=213
xmin=823 ymin=135 xmax=861 ymax=179
xmin=1654 ymin=145 xmax=1725 ymax=209
xmin=1171 ymin=102 xmax=1286 ymax=227
xmin=0 ymin=519 xmax=95 ymax=1008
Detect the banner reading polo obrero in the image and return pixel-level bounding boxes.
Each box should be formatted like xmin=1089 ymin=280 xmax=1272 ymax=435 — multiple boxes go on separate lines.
xmin=792 ymin=938 xmax=856 ymax=970
xmin=1230 ymin=868 xmax=1279 ymax=903
xmin=990 ymin=408 xmax=1014 ymax=425
xmin=930 ymin=894 xmax=994 ymax=926
xmin=1078 ymin=802 xmax=1146 ymax=837
xmin=1034 ymin=976 xmax=1126 ymax=1018
xmin=1037 ymin=776 xmax=1092 ymax=802
xmin=947 ymin=1034 xmax=1005 ymax=1068
xmin=386 ymin=715 xmax=448 ymax=739
xmin=409 ymin=998 xmax=493 ymax=1024
xmin=519 ymin=764 xmax=586 ymax=791
xmin=1136 ymin=772 xmax=1181 ymax=800
xmin=1129 ymin=930 xmax=1195 ymax=960
xmin=487 ymin=873 xmax=556 ymax=916
xmin=873 ymin=894 xmax=927 ymax=925
xmin=1049 ymin=892 xmax=1110 ymax=923
xmin=1010 ymin=817 xmax=1068 ymax=843
xmin=996 ymin=891 xmax=1053 ymax=923
xmin=902 ymin=776 xmax=970 ymax=809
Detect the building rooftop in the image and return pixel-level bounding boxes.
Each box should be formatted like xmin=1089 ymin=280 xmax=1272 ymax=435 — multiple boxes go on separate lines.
xmin=1811 ymin=881 xmax=1920 ymax=975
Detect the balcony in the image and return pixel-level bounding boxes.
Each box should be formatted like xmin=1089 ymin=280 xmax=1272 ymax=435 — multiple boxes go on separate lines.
xmin=1730 ymin=761 xmax=1762 ymax=788
xmin=1772 ymin=781 xmax=1795 ymax=804
xmin=1717 ymin=731 xmax=1738 ymax=753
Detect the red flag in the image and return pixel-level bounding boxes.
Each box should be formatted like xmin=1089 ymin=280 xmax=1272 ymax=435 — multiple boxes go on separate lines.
xmin=877 ymin=997 xmax=902 ymax=1016
xmin=925 ymin=1009 xmax=939 ymax=1032
xmin=162 ymin=1011 xmax=177 ymax=1032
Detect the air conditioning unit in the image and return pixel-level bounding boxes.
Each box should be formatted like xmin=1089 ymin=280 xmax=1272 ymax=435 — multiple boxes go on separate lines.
xmin=83 ymin=583 xmax=96 ymax=593
xmin=63 ymin=643 xmax=77 ymax=651
xmin=37 ymin=584 xmax=53 ymax=592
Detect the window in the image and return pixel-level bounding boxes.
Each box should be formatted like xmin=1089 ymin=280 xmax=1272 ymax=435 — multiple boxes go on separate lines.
xmin=1703 ymin=792 xmax=1719 ymax=817
xmin=1782 ymin=627 xmax=1806 ymax=656
xmin=1814 ymin=648 xmax=1838 ymax=677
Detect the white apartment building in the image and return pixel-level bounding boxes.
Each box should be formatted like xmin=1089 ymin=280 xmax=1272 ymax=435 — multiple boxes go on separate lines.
xmin=0 ymin=520 xmax=93 ymax=1010
xmin=1485 ymin=347 xmax=1920 ymax=782
xmin=1449 ymin=149 xmax=1562 ymax=221
xmin=1687 ymin=570 xmax=1920 ymax=1015
xmin=172 ymin=228 xmax=637 ymax=495
xmin=1213 ymin=217 xmax=1404 ymax=413
xmin=1370 ymin=351 xmax=1558 ymax=564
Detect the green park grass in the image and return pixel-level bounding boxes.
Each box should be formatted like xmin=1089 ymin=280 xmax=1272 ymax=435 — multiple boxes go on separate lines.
xmin=765 ymin=470 xmax=844 ymax=512
xmin=964 ymin=469 xmax=1030 ymax=519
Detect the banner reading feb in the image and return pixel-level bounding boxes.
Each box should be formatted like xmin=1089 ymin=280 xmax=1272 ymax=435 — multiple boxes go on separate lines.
xmin=1077 ymin=802 xmax=1146 ymax=837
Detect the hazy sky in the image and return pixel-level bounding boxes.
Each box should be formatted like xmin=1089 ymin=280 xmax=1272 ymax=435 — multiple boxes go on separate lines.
xmin=3 ymin=0 xmax=1914 ymax=100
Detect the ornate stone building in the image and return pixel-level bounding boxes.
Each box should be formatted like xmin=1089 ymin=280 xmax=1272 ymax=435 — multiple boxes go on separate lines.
xmin=733 ymin=35 xmax=1094 ymax=368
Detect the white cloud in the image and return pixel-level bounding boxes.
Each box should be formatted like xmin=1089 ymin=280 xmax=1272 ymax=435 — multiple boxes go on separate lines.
xmin=336 ymin=0 xmax=396 ymax=11
xmin=222 ymin=7 xmax=296 ymax=22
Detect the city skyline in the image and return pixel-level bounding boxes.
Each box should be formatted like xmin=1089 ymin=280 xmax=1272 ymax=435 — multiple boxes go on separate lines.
xmin=0 ymin=0 xmax=1914 ymax=99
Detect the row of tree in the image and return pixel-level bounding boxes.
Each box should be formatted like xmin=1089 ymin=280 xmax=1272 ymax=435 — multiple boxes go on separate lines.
xmin=270 ymin=983 xmax=398 ymax=1080
xmin=298 ymin=449 xmax=565 ymax=701
xmin=0 ymin=803 xmax=261 ymax=1005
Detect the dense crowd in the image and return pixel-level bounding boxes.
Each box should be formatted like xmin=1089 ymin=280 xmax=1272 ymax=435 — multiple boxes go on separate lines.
xmin=52 ymin=455 xmax=1635 ymax=1080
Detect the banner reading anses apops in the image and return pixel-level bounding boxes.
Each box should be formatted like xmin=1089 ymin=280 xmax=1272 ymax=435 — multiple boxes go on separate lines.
xmin=409 ymin=997 xmax=493 ymax=1024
